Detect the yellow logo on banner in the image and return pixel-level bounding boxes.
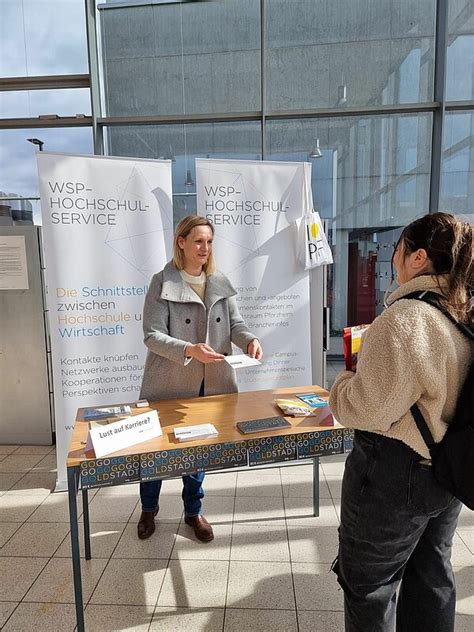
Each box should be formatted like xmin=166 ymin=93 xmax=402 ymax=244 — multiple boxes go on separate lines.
xmin=310 ymin=222 xmax=319 ymax=239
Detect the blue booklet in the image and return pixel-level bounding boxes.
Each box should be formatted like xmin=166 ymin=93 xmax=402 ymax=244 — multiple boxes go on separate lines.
xmin=83 ymin=405 xmax=131 ymax=421
xmin=295 ymin=393 xmax=327 ymax=408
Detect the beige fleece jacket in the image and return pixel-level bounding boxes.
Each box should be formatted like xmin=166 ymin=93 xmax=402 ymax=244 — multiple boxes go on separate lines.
xmin=329 ymin=275 xmax=472 ymax=458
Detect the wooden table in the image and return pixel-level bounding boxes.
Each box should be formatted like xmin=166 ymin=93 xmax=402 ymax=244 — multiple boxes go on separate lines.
xmin=66 ymin=384 xmax=353 ymax=631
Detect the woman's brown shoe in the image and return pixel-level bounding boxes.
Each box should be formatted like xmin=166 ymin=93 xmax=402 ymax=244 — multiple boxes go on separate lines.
xmin=137 ymin=509 xmax=158 ymax=540
xmin=184 ymin=514 xmax=214 ymax=542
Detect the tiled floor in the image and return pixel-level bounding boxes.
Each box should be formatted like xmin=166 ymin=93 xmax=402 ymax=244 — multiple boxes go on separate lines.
xmin=0 ymin=445 xmax=472 ymax=631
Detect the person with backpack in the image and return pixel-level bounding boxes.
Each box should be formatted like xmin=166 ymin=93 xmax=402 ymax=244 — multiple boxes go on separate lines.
xmin=329 ymin=212 xmax=473 ymax=632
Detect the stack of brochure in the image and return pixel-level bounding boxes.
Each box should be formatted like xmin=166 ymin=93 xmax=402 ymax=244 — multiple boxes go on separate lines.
xmin=275 ymin=399 xmax=313 ymax=416
xmin=83 ymin=405 xmax=132 ymax=421
xmin=174 ymin=424 xmax=218 ymax=442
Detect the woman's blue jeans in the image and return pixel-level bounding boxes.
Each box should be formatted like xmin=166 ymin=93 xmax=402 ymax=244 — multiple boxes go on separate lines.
xmin=140 ymin=379 xmax=206 ymax=518
xmin=333 ymin=430 xmax=462 ymax=632
xmin=140 ymin=472 xmax=205 ymax=517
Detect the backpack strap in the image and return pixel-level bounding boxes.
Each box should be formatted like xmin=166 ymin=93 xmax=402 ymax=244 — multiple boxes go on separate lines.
xmin=410 ymin=402 xmax=436 ymax=450
xmin=398 ymin=290 xmax=474 ymax=450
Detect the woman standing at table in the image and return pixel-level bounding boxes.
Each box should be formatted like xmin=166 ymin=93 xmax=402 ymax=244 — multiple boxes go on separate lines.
xmin=137 ymin=215 xmax=262 ymax=542
xmin=329 ymin=212 xmax=473 ymax=631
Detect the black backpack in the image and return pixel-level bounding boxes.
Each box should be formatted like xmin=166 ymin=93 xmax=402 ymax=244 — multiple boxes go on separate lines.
xmin=403 ymin=291 xmax=474 ymax=509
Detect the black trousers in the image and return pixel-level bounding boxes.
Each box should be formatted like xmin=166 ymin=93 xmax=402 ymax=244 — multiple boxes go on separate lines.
xmin=333 ymin=430 xmax=462 ymax=632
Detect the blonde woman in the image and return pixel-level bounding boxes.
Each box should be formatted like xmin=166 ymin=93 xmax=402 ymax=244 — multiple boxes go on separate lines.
xmin=138 ymin=215 xmax=262 ymax=542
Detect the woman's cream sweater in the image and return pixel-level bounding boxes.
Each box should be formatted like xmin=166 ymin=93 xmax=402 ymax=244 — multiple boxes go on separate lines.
xmin=329 ymin=275 xmax=472 ymax=458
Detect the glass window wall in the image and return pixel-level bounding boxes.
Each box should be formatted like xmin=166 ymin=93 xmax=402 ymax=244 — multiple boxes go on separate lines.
xmin=265 ymin=0 xmax=436 ymax=111
xmin=106 ymin=121 xmax=261 ymax=225
xmin=267 ymin=114 xmax=432 ymax=337
xmin=440 ymin=111 xmax=474 ymax=215
xmin=0 ymin=0 xmax=89 ymax=77
xmin=96 ymin=0 xmax=456 ymax=372
xmin=3 ymin=0 xmax=471 ymax=380
xmin=0 ymin=127 xmax=94 ymax=224
xmin=447 ymin=0 xmax=474 ymax=101
xmin=0 ymin=88 xmax=91 ymax=119
xmin=99 ymin=0 xmax=260 ymax=116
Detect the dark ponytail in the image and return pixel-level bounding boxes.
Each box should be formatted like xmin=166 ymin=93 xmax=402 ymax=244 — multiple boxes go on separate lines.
xmin=395 ymin=212 xmax=473 ymax=324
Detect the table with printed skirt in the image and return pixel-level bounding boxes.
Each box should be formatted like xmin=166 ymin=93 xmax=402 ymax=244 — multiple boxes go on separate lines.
xmin=66 ymin=384 xmax=353 ymax=631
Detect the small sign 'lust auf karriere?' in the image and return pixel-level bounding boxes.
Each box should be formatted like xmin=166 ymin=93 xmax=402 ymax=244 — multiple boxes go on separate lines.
xmin=87 ymin=410 xmax=162 ymax=458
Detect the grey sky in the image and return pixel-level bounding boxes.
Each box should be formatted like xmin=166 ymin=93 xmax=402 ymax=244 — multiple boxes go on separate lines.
xmin=0 ymin=0 xmax=88 ymax=77
xmin=0 ymin=0 xmax=91 ymax=224
xmin=0 ymin=88 xmax=91 ymax=118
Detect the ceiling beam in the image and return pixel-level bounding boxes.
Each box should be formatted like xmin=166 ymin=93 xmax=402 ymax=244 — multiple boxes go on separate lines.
xmin=0 ymin=75 xmax=90 ymax=92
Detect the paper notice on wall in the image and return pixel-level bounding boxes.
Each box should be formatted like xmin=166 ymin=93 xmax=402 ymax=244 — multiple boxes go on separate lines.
xmin=0 ymin=235 xmax=29 ymax=289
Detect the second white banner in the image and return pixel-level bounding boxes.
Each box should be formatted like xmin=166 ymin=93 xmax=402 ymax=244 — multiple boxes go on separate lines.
xmin=196 ymin=158 xmax=312 ymax=391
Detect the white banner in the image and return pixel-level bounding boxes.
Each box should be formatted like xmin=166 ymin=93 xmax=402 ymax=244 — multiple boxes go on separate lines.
xmin=196 ymin=158 xmax=312 ymax=391
xmin=38 ymin=153 xmax=173 ymax=489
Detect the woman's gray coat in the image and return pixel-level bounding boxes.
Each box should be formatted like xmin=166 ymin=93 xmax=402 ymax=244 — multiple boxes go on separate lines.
xmin=140 ymin=260 xmax=256 ymax=401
